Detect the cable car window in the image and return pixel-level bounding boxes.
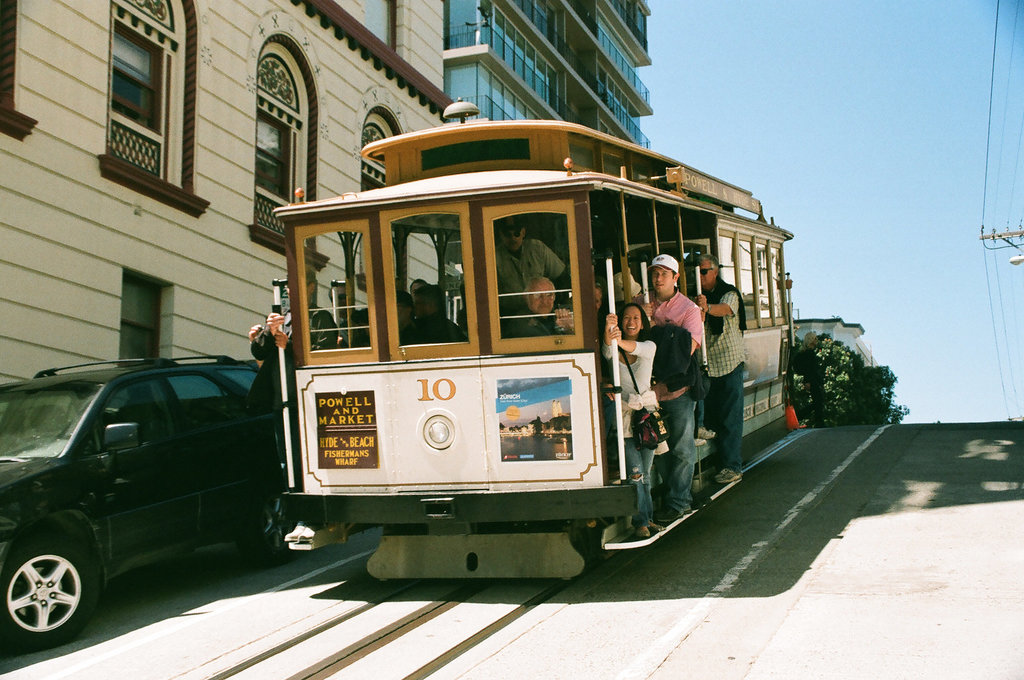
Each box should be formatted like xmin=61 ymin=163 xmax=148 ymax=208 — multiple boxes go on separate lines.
xmin=568 ymin=140 xmax=595 ymax=171
xmin=718 ymin=233 xmax=736 ymax=285
xmin=390 ymin=213 xmax=468 ymax=346
xmin=493 ymin=212 xmax=574 ymax=340
xmin=770 ymin=244 xmax=783 ymax=319
xmin=602 ymin=150 xmax=624 ymax=176
xmin=302 ymin=230 xmax=371 ymax=354
xmin=737 ymin=237 xmax=755 ymax=322
xmin=756 ymin=242 xmax=771 ymax=322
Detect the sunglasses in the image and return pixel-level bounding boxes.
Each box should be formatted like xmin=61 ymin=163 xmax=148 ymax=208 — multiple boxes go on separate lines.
xmin=699 ymin=268 xmax=714 ymax=275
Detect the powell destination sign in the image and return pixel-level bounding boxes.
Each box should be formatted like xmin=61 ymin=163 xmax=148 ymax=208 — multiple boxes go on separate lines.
xmin=316 ymin=391 xmax=379 ymax=469
xmin=666 ymin=165 xmax=762 ymax=216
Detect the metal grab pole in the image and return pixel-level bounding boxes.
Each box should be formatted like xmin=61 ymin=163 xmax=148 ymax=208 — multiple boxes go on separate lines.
xmin=272 ymin=278 xmax=295 ymax=488
xmin=640 ymin=261 xmax=649 ymax=304
xmin=330 ymin=279 xmax=342 ymax=322
xmin=695 ymin=266 xmax=709 ymax=367
xmin=606 ymin=258 xmax=626 ymax=481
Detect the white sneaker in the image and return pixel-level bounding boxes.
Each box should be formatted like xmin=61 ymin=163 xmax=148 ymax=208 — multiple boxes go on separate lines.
xmin=694 ymin=437 xmax=707 ymax=446
xmin=698 ymin=427 xmax=717 ymax=439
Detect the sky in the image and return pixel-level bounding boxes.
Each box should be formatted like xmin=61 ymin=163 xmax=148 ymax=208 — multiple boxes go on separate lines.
xmin=641 ymin=1 xmax=1024 ymax=424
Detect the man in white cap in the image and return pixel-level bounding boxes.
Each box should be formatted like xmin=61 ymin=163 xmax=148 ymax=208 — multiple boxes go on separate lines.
xmin=639 ymin=254 xmax=703 ymax=522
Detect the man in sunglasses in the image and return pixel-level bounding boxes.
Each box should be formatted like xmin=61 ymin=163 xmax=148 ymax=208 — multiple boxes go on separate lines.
xmin=495 ymin=218 xmax=566 ymax=317
xmin=695 ymin=254 xmax=747 ymax=485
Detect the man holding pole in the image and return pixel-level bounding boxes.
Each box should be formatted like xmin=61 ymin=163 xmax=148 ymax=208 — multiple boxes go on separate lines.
xmin=639 ymin=254 xmax=703 ymax=523
xmin=247 ymin=280 xmax=297 ymax=489
xmin=695 ymin=254 xmax=746 ymax=484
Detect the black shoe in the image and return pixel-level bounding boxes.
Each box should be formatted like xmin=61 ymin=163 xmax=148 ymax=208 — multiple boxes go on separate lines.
xmin=653 ymin=506 xmax=691 ymax=524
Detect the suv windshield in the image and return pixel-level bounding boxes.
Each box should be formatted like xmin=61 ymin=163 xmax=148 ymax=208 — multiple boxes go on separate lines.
xmin=0 ymin=381 xmax=102 ymax=459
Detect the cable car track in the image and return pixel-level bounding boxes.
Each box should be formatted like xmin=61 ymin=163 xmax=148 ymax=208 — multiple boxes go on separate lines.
xmin=200 ymin=579 xmax=426 ymax=680
xmin=196 ymin=578 xmax=573 ymax=680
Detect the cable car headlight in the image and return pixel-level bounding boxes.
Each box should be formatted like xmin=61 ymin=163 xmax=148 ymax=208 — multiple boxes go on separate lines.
xmin=423 ymin=414 xmax=455 ymax=450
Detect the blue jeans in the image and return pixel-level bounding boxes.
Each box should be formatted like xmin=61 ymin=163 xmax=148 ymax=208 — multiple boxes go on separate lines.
xmin=624 ymin=436 xmax=654 ymax=527
xmin=706 ymin=363 xmax=745 ymax=471
xmin=653 ymin=390 xmax=696 ymax=512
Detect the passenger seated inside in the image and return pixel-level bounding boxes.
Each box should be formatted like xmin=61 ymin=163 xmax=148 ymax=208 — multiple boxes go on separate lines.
xmin=395 ymin=290 xmax=416 ymax=345
xmin=346 ymin=308 xmax=370 ymax=348
xmin=406 ymin=284 xmax=466 ymax=344
xmin=495 ymin=218 xmax=566 ymax=317
xmin=502 ymin=277 xmax=574 ymax=338
xmin=308 ymin=277 xmax=341 ymax=350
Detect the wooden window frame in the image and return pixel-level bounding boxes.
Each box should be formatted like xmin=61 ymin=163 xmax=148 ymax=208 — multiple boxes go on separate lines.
xmin=99 ymin=2 xmax=209 ymax=217
xmin=482 ymin=198 xmax=583 ymax=356
xmin=119 ymin=272 xmax=162 ymax=358
xmin=379 ymin=202 xmax=480 ymax=362
xmin=111 ymin=27 xmax=162 ymax=131
xmin=293 ymin=219 xmax=379 ymax=367
xmin=250 ymin=37 xmax=318 ymax=252
xmin=255 ymin=113 xmax=292 ymax=199
xmin=769 ymin=243 xmax=786 ymax=324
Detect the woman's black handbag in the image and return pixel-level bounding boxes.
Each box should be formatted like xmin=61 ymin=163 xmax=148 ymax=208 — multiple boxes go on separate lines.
xmin=620 ymin=349 xmax=670 ymax=450
xmin=632 ymin=407 xmax=669 ymax=450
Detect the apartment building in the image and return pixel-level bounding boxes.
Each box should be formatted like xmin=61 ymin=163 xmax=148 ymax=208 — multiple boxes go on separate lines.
xmin=442 ymin=0 xmax=652 ymax=147
xmin=0 ymin=1 xmax=449 ymax=380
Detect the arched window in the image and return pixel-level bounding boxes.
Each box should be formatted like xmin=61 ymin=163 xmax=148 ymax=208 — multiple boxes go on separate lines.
xmin=99 ymin=0 xmax=208 ymax=216
xmin=255 ymin=54 xmax=300 ymax=200
xmin=250 ymin=38 xmax=318 ymax=252
xmin=361 ymin=107 xmax=400 ymax=190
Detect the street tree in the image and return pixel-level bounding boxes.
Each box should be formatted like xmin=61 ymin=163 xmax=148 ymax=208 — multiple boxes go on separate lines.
xmin=790 ymin=334 xmax=908 ymax=427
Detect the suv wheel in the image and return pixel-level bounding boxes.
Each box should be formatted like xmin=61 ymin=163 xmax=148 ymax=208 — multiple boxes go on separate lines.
xmin=0 ymin=535 xmax=100 ymax=651
xmin=237 ymin=494 xmax=293 ymax=565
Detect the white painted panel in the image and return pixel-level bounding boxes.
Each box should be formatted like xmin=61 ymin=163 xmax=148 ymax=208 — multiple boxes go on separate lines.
xmin=295 ymin=353 xmax=605 ymax=494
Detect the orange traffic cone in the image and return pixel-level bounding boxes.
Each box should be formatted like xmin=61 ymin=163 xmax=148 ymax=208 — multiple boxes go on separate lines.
xmin=785 ymin=404 xmax=800 ymax=430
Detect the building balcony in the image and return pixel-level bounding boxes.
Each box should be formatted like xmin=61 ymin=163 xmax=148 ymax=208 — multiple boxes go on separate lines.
xmin=445 ymin=23 xmax=648 ymax=146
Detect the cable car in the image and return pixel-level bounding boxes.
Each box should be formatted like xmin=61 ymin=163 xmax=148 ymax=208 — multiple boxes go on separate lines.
xmin=273 ymin=117 xmax=794 ymax=578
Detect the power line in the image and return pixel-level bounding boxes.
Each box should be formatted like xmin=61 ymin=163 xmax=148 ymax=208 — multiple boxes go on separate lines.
xmin=981 ymin=0 xmax=1024 ymax=420
xmin=981 ymin=0 xmax=1000 ymax=231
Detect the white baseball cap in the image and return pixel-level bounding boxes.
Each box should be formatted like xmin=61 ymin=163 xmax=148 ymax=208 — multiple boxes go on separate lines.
xmin=650 ymin=254 xmax=679 ymax=273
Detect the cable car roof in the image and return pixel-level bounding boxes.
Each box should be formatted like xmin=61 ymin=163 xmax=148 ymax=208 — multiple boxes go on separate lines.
xmin=357 ymin=119 xmax=764 ymax=216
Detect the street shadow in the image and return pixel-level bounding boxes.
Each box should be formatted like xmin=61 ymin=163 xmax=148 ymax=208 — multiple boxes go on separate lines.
xmin=569 ymin=421 xmax=1024 ymax=603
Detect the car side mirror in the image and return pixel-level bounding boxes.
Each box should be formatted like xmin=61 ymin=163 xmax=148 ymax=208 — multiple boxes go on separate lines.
xmin=104 ymin=422 xmax=140 ymax=451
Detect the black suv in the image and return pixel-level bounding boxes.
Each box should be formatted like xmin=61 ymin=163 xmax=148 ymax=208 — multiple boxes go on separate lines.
xmin=0 ymin=357 xmax=289 ymax=651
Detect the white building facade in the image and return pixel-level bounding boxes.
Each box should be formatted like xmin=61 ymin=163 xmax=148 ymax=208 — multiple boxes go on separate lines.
xmin=0 ymin=0 xmax=449 ymax=381
xmin=795 ymin=317 xmax=876 ymax=367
